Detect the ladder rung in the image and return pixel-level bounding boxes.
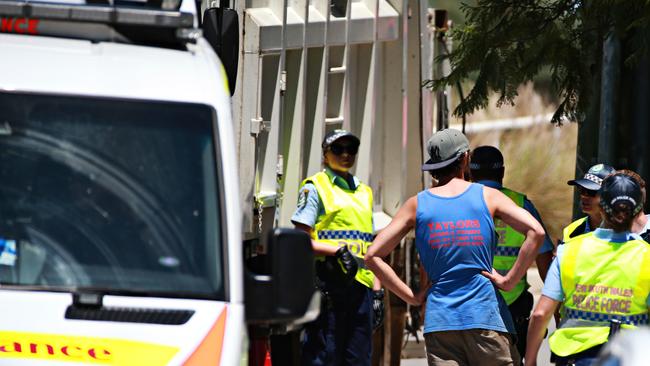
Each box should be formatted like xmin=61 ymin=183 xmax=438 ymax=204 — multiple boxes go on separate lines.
xmin=328 ymin=66 xmax=346 ymax=74
xmin=325 ymin=117 xmax=344 ymax=125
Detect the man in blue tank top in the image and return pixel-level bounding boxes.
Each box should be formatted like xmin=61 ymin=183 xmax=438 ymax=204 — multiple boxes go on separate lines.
xmin=365 ymin=129 xmax=546 ymax=365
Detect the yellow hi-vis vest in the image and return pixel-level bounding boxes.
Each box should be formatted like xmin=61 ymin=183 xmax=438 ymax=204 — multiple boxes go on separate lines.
xmin=549 ymin=233 xmax=650 ymax=357
xmin=493 ymin=188 xmax=527 ymax=305
xmin=304 ymin=171 xmax=374 ymax=288
xmin=562 ymin=216 xmax=589 ymax=242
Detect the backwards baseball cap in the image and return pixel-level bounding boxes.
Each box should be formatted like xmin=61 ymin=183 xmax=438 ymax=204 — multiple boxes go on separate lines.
xmin=600 ymin=173 xmax=643 ymax=217
xmin=322 ymin=129 xmax=360 ymax=149
xmin=469 ymin=146 xmax=504 ymax=170
xmin=421 ymin=129 xmax=470 ymax=171
xmin=567 ymin=163 xmax=616 ymax=191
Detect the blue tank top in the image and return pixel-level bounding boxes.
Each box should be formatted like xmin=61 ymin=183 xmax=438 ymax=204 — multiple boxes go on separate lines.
xmin=416 ymin=183 xmax=514 ymax=334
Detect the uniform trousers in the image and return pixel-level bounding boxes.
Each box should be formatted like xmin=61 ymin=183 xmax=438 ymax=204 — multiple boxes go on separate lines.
xmin=507 ymin=290 xmax=534 ymax=362
xmin=300 ymin=280 xmax=373 ymax=366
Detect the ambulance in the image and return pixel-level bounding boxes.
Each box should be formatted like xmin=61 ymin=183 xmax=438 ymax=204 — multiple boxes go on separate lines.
xmin=0 ymin=0 xmax=317 ymax=364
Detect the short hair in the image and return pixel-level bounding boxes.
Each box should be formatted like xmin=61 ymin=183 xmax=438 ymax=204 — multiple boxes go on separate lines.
xmin=469 ymin=167 xmax=505 ymax=182
xmin=427 ymin=153 xmax=465 ymax=180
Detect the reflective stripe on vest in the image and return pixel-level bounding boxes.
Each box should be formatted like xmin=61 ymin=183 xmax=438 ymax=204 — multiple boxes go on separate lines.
xmin=305 ymin=171 xmax=374 ymax=288
xmin=549 ymin=233 xmax=650 ymax=357
xmin=493 ymin=187 xmax=526 ymax=305
xmin=318 ymin=230 xmax=374 ymax=242
xmin=562 ymin=217 xmax=588 ymax=242
xmin=562 ymin=309 xmax=649 ymax=326
xmin=494 ymin=246 xmax=520 ymax=257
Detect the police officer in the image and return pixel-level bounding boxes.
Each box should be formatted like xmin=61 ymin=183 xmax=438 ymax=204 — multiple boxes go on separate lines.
xmin=617 ymin=169 xmax=650 ymax=239
xmin=562 ymin=164 xmax=616 ymax=242
xmin=525 ymin=173 xmax=650 ymax=366
xmin=292 ymin=129 xmax=382 ymax=366
xmin=469 ymin=145 xmax=555 ymax=361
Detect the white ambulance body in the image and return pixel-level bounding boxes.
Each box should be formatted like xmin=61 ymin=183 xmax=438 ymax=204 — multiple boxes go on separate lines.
xmin=0 ymin=26 xmax=246 ymax=365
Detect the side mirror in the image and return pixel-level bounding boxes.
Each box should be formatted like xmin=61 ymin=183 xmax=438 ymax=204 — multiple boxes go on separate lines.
xmin=202 ymin=7 xmax=239 ymax=95
xmin=245 ymin=228 xmax=319 ymax=324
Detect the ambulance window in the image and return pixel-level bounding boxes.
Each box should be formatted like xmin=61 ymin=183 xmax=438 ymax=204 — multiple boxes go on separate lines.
xmin=0 ymin=92 xmax=224 ymax=300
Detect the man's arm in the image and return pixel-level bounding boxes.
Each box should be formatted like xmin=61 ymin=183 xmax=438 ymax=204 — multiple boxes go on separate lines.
xmin=525 ymin=295 xmax=560 ymax=366
xmin=365 ymin=196 xmax=423 ymax=305
xmin=483 ymin=188 xmax=545 ymax=291
xmin=373 ymin=276 xmax=382 ymax=291
xmin=524 ymin=198 xmax=555 ymax=281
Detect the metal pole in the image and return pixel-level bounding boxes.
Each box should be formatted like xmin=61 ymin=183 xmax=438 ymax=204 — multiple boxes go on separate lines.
xmin=598 ymin=28 xmax=620 ymax=165
xmin=631 ymin=54 xmax=648 ymax=176
xmin=274 ymin=0 xmax=289 ymax=228
xmin=420 ymin=5 xmax=435 ymax=190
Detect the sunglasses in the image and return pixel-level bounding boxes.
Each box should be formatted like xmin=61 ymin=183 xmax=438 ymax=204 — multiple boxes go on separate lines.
xmin=579 ymin=188 xmax=598 ymax=197
xmin=329 ymin=144 xmax=359 ymax=156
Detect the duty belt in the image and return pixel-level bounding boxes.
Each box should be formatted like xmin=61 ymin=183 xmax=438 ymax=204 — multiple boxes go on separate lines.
xmin=562 ymin=309 xmax=649 ymax=326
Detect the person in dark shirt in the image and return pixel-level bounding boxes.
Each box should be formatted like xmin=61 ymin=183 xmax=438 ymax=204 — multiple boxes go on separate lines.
xmin=469 ymin=145 xmax=555 ymax=362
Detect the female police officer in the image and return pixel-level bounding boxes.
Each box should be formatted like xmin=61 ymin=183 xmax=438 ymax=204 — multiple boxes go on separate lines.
xmin=525 ymin=173 xmax=650 ymax=366
xmin=291 ymin=129 xmax=382 ymax=366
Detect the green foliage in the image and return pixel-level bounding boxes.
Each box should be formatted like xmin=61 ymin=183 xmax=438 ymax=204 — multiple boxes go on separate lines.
xmin=425 ymin=0 xmax=650 ymax=124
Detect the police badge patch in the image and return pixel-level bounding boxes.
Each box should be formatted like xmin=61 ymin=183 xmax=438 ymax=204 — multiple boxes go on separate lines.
xmin=590 ymin=164 xmax=604 ymax=173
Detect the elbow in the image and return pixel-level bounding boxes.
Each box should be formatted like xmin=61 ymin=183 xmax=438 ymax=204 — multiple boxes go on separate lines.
xmin=532 ymin=227 xmax=546 ymax=246
xmin=530 ymin=307 xmax=551 ymax=325
xmin=530 ymin=309 xmax=545 ymax=322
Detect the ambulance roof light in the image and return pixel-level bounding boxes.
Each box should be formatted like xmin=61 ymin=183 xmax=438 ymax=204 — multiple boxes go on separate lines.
xmin=0 ymin=0 xmax=194 ymax=28
xmin=25 ymin=0 xmax=183 ymax=11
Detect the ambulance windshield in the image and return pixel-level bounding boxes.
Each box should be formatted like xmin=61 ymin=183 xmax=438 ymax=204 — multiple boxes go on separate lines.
xmin=0 ymin=92 xmax=224 ymax=300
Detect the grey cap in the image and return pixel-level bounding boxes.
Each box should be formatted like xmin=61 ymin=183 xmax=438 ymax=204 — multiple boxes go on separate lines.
xmin=568 ymin=163 xmax=616 ymax=191
xmin=421 ymin=129 xmax=470 ymax=171
xmin=322 ymin=129 xmax=360 ymax=149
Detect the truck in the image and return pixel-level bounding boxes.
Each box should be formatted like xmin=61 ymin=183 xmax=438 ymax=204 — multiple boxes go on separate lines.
xmin=0 ymin=0 xmax=450 ymax=365
xmin=230 ymin=1 xmax=450 ymax=364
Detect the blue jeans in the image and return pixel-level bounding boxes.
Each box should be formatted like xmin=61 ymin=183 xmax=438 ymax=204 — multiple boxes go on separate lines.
xmin=300 ymin=281 xmax=373 ymax=366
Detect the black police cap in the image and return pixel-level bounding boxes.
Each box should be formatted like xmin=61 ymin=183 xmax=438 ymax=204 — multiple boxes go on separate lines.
xmin=600 ymin=173 xmax=643 ymax=216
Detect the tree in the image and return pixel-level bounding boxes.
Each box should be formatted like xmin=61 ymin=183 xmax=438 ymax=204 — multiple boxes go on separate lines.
xmin=426 ymin=0 xmax=650 ymax=124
